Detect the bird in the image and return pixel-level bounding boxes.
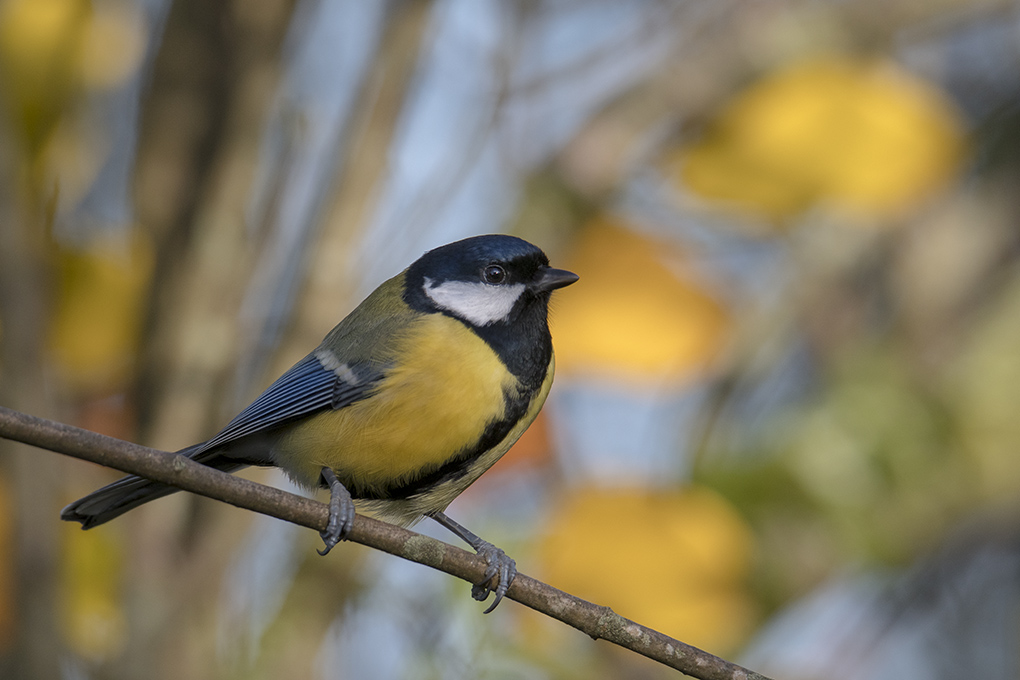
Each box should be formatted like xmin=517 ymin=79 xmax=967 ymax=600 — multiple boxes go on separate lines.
xmin=62 ymin=234 xmax=577 ymax=612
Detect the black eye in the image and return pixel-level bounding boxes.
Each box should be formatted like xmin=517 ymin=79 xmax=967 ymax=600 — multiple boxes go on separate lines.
xmin=483 ymin=264 xmax=506 ymax=284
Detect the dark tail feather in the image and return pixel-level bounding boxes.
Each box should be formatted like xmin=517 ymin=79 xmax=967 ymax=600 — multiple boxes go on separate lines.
xmin=61 ymin=476 xmax=181 ymax=529
xmin=61 ymin=444 xmax=247 ymax=529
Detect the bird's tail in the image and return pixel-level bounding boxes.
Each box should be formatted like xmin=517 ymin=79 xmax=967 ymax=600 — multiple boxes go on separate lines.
xmin=61 ymin=444 xmax=246 ymax=530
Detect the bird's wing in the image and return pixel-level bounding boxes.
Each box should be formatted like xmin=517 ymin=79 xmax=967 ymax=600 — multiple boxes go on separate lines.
xmin=189 ymin=352 xmax=386 ymax=460
xmin=62 ymin=352 xmax=387 ymax=528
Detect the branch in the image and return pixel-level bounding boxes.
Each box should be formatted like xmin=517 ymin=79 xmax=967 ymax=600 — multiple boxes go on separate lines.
xmin=0 ymin=405 xmax=773 ymax=680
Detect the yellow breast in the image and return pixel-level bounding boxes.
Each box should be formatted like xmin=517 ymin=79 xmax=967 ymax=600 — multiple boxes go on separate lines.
xmin=272 ymin=314 xmax=514 ymax=493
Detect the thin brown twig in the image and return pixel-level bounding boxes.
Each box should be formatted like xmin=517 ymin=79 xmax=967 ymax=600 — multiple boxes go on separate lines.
xmin=0 ymin=405 xmax=773 ymax=680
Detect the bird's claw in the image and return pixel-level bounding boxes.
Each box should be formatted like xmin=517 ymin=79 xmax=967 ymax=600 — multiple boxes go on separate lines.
xmin=427 ymin=511 xmax=517 ymax=612
xmin=471 ymin=541 xmax=517 ymax=613
xmin=318 ymin=467 xmax=355 ymax=556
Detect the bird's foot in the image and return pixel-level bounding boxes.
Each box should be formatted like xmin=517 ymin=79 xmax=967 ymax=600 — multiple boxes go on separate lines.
xmin=318 ymin=467 xmax=355 ymax=556
xmin=429 ymin=511 xmax=517 ymax=612
xmin=471 ymin=539 xmax=517 ymax=613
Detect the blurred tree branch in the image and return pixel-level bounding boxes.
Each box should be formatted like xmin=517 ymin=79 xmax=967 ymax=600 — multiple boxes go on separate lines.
xmin=0 ymin=405 xmax=771 ymax=680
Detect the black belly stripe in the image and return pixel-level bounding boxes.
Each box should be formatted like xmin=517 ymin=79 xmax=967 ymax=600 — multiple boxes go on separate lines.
xmin=350 ymin=386 xmax=535 ymax=501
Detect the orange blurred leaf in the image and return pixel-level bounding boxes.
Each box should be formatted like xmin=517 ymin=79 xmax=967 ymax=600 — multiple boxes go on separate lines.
xmin=539 ymin=485 xmax=757 ymax=653
xmin=495 ymin=411 xmax=552 ymax=470
xmin=552 ymin=220 xmax=730 ymax=385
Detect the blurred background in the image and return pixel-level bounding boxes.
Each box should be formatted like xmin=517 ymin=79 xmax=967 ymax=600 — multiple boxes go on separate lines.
xmin=1 ymin=0 xmax=1019 ymax=678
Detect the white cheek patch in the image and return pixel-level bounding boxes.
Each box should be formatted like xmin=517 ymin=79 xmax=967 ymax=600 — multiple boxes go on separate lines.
xmin=423 ymin=277 xmax=526 ymax=326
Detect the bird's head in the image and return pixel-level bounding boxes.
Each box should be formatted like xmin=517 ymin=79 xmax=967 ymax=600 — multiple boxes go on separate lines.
xmin=404 ymin=234 xmax=578 ymax=328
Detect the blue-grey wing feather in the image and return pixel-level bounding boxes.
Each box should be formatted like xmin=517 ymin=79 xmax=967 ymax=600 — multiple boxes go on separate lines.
xmin=62 ymin=352 xmax=386 ymax=529
xmin=191 ymin=354 xmax=383 ymax=458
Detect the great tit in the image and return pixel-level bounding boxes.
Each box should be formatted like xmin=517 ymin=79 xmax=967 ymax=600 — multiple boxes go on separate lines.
xmin=62 ymin=234 xmax=577 ymax=611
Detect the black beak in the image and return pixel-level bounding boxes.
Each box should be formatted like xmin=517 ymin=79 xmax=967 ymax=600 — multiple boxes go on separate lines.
xmin=532 ymin=266 xmax=579 ymax=292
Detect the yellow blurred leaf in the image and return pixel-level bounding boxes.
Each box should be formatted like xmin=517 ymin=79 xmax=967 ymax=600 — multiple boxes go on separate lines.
xmin=0 ymin=0 xmax=81 ymax=73
xmin=552 ymin=220 xmax=730 ymax=384
xmin=78 ymin=4 xmax=146 ymax=89
xmin=0 ymin=0 xmax=146 ymax=154
xmin=0 ymin=0 xmax=85 ymax=147
xmin=49 ymin=231 xmax=154 ymax=391
xmin=674 ymin=56 xmax=966 ymax=221
xmin=539 ymin=485 xmax=757 ymax=653
xmin=60 ymin=521 xmax=126 ymax=660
